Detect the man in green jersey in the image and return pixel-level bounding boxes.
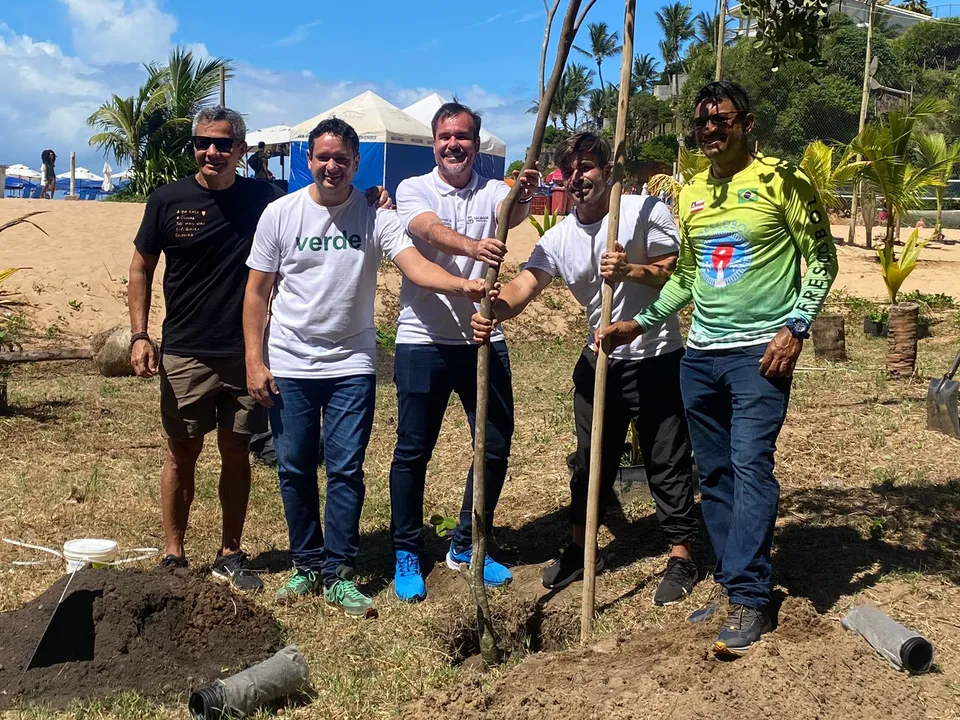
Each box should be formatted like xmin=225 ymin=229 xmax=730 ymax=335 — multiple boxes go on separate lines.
xmin=600 ymin=81 xmax=838 ymax=656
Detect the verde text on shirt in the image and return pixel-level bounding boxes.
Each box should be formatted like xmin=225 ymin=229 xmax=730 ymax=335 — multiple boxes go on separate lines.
xmin=295 ymin=234 xmax=363 ymax=251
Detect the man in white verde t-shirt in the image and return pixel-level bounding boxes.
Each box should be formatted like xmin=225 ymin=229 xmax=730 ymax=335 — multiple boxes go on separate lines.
xmin=472 ymin=133 xmax=699 ymax=603
xmin=242 ymin=118 xmax=493 ymax=619
xmin=389 ymin=101 xmax=540 ymax=603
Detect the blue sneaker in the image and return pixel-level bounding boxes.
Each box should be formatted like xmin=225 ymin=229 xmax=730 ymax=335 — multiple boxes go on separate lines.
xmin=445 ymin=544 xmax=512 ymax=587
xmin=394 ymin=550 xmax=427 ymax=603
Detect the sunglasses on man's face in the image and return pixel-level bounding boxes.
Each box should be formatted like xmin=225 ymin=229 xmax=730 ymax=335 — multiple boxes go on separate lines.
xmin=693 ymin=111 xmax=744 ymax=131
xmin=193 ymin=135 xmax=235 ymax=153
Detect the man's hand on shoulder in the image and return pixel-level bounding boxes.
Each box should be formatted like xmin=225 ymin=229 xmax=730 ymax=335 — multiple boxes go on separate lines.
xmin=365 ymin=185 xmax=393 ymax=209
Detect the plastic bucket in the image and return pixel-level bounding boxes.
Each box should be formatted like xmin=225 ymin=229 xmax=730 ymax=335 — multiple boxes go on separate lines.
xmin=62 ymin=538 xmax=118 ymax=573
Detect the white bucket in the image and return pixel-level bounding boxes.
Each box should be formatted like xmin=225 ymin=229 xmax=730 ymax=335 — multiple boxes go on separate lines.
xmin=62 ymin=538 xmax=119 ymax=573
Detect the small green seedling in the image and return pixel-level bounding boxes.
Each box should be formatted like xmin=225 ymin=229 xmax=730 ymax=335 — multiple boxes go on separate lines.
xmin=429 ymin=514 xmax=457 ymax=537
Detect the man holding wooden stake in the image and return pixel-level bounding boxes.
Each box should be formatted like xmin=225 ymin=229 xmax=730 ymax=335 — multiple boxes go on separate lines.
xmin=388 ymin=102 xmax=538 ymax=603
xmin=471 ymin=133 xmax=699 ymax=603
xmin=599 ymin=81 xmax=838 ymax=656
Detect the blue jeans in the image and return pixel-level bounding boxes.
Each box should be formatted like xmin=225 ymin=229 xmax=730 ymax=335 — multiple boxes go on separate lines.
xmin=269 ymin=375 xmax=375 ymax=586
xmin=680 ymin=344 xmax=791 ymax=609
xmin=389 ymin=342 xmax=514 ymax=554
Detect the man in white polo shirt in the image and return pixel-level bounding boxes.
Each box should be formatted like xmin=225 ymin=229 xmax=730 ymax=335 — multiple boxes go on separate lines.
xmin=472 ymin=133 xmax=699 ymax=603
xmin=389 ymin=101 xmax=539 ymax=602
xmin=243 ymin=118 xmax=492 ymax=619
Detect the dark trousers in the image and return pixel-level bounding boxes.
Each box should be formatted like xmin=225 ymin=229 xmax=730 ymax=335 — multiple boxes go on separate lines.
xmin=269 ymin=375 xmax=375 ymax=586
xmin=570 ymin=347 xmax=698 ymax=546
xmin=680 ymin=344 xmax=792 ymax=609
xmin=389 ymin=342 xmax=514 ymax=553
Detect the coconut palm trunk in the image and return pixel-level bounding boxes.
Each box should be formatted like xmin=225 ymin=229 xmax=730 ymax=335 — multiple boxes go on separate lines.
xmin=887 ymin=302 xmax=920 ymax=378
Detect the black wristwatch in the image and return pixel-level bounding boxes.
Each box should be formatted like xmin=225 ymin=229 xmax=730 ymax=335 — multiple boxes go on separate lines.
xmin=784 ymin=318 xmax=810 ymax=339
xmin=129 ymin=332 xmax=152 ymax=349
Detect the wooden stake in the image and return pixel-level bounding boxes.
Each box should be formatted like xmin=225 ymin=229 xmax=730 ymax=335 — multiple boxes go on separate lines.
xmin=715 ymin=0 xmax=728 ymax=80
xmin=848 ymin=0 xmax=876 ymax=246
xmin=580 ymin=0 xmax=636 ymax=644
xmin=470 ymin=0 xmax=590 ymax=666
xmin=219 ymin=66 xmax=226 ymax=107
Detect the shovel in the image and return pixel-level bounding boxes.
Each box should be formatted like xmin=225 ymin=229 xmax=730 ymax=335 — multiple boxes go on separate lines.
xmin=926 ymin=350 xmax=960 ymax=438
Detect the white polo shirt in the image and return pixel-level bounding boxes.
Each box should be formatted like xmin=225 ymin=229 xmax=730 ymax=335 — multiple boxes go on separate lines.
xmin=524 ymin=195 xmax=684 ymax=361
xmin=395 ymin=168 xmax=509 ymax=344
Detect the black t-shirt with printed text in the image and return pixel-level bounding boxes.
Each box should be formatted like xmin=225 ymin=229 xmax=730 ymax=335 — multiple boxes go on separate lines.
xmin=134 ymin=175 xmax=283 ymax=357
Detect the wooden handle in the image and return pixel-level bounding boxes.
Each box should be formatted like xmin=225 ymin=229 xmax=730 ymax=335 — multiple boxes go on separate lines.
xmin=581 ymin=0 xmax=636 ymax=644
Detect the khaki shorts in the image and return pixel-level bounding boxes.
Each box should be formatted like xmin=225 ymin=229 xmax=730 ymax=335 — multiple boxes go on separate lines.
xmin=159 ymin=354 xmax=267 ymax=439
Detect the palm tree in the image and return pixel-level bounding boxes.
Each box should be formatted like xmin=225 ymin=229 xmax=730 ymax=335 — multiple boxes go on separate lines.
xmin=574 ymin=21 xmax=622 ymax=91
xmin=694 ymin=11 xmax=733 ymax=51
xmin=647 ymin=147 xmax=711 ymax=207
xmin=800 ymin=140 xmax=865 ymax=212
xmin=527 ymin=63 xmax=595 ymax=131
xmin=913 ymin=132 xmax=960 ymax=239
xmin=632 ymin=53 xmax=660 ymax=94
xmin=588 ymin=88 xmax=606 ymax=130
xmin=656 ymin=2 xmax=695 ymax=78
xmin=87 ymin=74 xmax=163 ymax=167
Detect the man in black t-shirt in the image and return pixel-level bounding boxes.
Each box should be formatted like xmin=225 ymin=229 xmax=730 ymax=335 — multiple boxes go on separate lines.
xmin=128 ymin=106 xmax=279 ymax=592
xmin=129 ymin=106 xmax=392 ymax=592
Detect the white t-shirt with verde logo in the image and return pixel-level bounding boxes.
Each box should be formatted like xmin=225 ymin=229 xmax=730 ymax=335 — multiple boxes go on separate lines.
xmin=247 ymin=186 xmax=413 ymax=379
xmin=395 ymin=168 xmax=509 ymax=344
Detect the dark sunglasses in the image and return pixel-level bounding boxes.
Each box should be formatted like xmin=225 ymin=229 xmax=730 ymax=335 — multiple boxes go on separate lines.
xmin=693 ymin=111 xmax=744 ymax=131
xmin=193 ymin=135 xmax=235 ymax=153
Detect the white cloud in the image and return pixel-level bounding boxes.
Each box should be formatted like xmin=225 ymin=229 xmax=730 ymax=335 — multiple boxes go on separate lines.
xmin=60 ymin=0 xmax=178 ymax=65
xmin=266 ymin=20 xmax=323 ymax=48
xmin=517 ymin=11 xmax=541 ymax=23
xmin=472 ymin=13 xmax=504 ymax=27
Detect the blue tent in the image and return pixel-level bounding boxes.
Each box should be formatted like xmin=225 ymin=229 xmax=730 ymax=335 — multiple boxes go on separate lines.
xmin=289 ymin=91 xmax=437 ymax=199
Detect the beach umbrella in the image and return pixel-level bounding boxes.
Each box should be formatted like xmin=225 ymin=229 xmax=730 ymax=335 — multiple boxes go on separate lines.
xmin=114 ymin=168 xmax=134 ymax=181
xmin=57 ymin=167 xmax=103 ymax=182
xmin=102 ymin=163 xmax=114 ymax=192
xmin=6 ymin=164 xmax=42 ymax=180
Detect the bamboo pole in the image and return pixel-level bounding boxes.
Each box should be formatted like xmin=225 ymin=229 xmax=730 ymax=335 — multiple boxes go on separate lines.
xmin=848 ymin=0 xmax=876 ymax=247
xmin=467 ymin=0 xmax=589 ymax=666
xmin=219 ymin=67 xmax=226 ymax=107
xmin=581 ymin=0 xmax=636 ymax=643
xmin=715 ymin=0 xmax=728 ymax=80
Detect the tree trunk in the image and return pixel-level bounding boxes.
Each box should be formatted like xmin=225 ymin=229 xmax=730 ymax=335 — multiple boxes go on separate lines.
xmin=887 ymin=302 xmax=920 ymax=379
xmin=861 ymin=190 xmax=875 ymax=250
xmin=812 ymin=314 xmax=847 ymax=361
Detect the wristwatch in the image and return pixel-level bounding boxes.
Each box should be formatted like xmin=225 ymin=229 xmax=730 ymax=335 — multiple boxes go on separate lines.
xmin=784 ymin=318 xmax=810 ymax=339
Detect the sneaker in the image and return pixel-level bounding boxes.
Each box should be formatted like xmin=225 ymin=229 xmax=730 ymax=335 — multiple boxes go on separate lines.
xmin=276 ymin=568 xmax=322 ymax=604
xmin=394 ymin=550 xmax=427 ymax=603
xmin=714 ymin=604 xmax=773 ymax=656
xmin=159 ymin=554 xmax=188 ymax=569
xmin=541 ymin=543 xmax=605 ymax=590
xmin=653 ymin=556 xmax=698 ymax=606
xmin=324 ymin=567 xmax=378 ymax=619
xmin=446 ymin=544 xmax=512 ymax=587
xmin=212 ymin=549 xmax=264 ymax=593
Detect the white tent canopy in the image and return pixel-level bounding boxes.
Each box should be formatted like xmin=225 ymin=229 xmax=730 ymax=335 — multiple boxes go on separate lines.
xmin=57 ymin=167 xmax=103 ymax=182
xmin=5 ymin=164 xmax=42 ymax=180
xmin=114 ymin=168 xmax=134 ymax=180
xmin=245 ymin=124 xmax=294 ymax=153
xmin=292 ymin=91 xmax=433 ymax=147
xmin=403 ymin=93 xmax=507 ymax=158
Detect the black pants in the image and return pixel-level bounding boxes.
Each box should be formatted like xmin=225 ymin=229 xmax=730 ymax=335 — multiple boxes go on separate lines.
xmin=570 ymin=347 xmax=698 ymax=546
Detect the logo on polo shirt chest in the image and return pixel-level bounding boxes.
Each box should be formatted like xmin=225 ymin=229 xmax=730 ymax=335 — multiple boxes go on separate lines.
xmin=466 ymin=215 xmax=490 ymax=225
xmin=295 ymin=234 xmax=362 ymax=252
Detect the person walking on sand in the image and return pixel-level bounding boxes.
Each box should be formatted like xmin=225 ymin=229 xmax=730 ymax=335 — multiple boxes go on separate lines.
xmin=40 ymin=150 xmax=56 ymax=199
xmin=598 ymin=81 xmax=838 ymax=656
xmin=471 ymin=132 xmax=699 ymax=604
xmin=387 ymin=101 xmax=539 ymax=603
xmin=128 ymin=106 xmax=389 ymax=591
xmin=243 ymin=118 xmax=497 ymax=618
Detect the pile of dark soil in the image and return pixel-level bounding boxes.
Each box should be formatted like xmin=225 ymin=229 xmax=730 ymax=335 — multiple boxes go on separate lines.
xmin=0 ymin=568 xmax=282 ymax=709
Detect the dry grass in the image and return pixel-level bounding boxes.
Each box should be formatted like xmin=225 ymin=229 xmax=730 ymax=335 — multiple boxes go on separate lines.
xmin=1 ymin=287 xmax=960 ymax=719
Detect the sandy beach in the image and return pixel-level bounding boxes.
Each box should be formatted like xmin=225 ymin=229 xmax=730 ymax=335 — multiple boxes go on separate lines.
xmin=1 ymin=197 xmax=958 ymax=342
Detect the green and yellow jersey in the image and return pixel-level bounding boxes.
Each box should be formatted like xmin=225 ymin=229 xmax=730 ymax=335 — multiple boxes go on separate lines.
xmin=635 ymin=155 xmax=838 ymax=349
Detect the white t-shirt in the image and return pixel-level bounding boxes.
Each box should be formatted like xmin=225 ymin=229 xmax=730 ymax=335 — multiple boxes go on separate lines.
xmin=395 ymin=168 xmax=509 ymax=344
xmin=247 ymin=186 xmax=413 ymax=379
xmin=524 ymin=195 xmax=684 ymax=361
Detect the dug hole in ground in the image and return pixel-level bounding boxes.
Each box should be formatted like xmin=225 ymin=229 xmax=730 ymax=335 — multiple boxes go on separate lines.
xmin=0 ymin=199 xmax=958 ymax=719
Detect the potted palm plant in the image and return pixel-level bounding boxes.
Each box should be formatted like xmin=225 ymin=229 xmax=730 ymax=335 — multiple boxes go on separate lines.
xmin=878 ymin=229 xmax=930 ymax=378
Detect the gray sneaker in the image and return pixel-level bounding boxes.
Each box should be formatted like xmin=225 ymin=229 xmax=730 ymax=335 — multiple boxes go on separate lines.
xmin=212 ymin=550 xmax=263 ymax=593
xmin=714 ymin=604 xmax=772 ymax=656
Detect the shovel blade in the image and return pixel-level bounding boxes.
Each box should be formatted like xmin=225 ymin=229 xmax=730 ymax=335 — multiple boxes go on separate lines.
xmin=26 ymin=589 xmax=99 ymax=670
xmin=926 ymin=377 xmax=960 ymax=438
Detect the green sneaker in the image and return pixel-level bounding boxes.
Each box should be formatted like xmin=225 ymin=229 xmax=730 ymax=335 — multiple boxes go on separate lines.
xmin=323 ymin=567 xmax=377 ymax=619
xmin=276 ymin=568 xmax=321 ymax=604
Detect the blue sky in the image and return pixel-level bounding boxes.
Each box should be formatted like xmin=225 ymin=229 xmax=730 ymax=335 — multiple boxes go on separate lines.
xmin=0 ymin=0 xmax=716 ymax=175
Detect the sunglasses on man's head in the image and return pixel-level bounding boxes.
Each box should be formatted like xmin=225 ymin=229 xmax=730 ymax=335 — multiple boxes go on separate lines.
xmin=193 ymin=135 xmax=235 ymax=153
xmin=693 ymin=111 xmax=744 ymax=130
